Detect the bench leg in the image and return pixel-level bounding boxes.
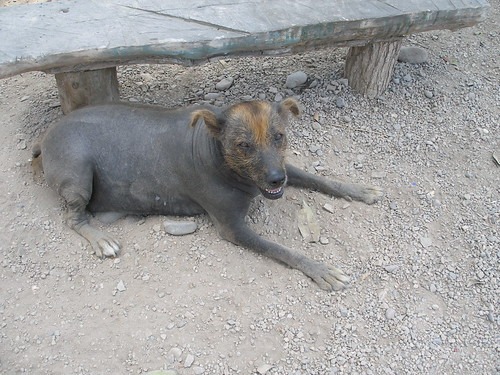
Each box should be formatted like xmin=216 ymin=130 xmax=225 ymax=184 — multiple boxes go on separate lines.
xmin=344 ymin=39 xmax=403 ymax=99
xmin=55 ymin=67 xmax=120 ymax=114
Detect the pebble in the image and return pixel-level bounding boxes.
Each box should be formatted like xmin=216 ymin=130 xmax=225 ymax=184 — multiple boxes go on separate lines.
xmin=424 ymin=90 xmax=434 ymax=98
xmin=384 ymin=264 xmax=399 ymax=273
xmin=319 ymin=236 xmax=329 ymax=245
xmin=398 ymin=46 xmax=429 ymax=64
xmin=215 ymin=77 xmax=234 ymax=91
xmin=145 ymin=371 xmax=178 ymax=375
xmin=184 ymin=354 xmax=195 ymax=368
xmin=419 ymin=236 xmax=433 ymax=248
xmin=338 ymin=78 xmax=349 ymax=86
xmin=257 ymin=364 xmax=274 ymax=374
xmin=335 ymin=97 xmax=346 ymax=108
xmin=204 ymin=92 xmax=220 ymax=100
xmin=168 ymin=347 xmax=183 ymax=363
xmin=385 ymin=308 xmax=396 ymax=320
xmin=193 ymin=367 xmax=205 ymax=375
xmin=164 ymin=220 xmax=197 ymax=235
xmin=323 ymin=203 xmax=335 ymax=214
xmin=116 ymin=280 xmax=126 ymax=292
xmin=16 ymin=140 xmax=27 ymax=150
xmin=285 ymin=71 xmax=308 ymax=89
xmin=371 ymin=171 xmax=387 ymax=178
xmin=403 ymin=74 xmax=412 ymax=82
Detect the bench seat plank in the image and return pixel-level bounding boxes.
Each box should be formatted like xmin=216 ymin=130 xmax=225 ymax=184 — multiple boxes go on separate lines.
xmin=0 ymin=0 xmax=490 ymax=78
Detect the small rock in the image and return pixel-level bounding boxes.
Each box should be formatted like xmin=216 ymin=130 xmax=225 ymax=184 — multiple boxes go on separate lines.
xmin=338 ymin=78 xmax=349 ymax=86
xmin=419 ymin=236 xmax=433 ymax=248
xmin=384 ymin=264 xmax=399 ymax=273
xmin=20 ymin=95 xmax=30 ymax=102
xmin=145 ymin=371 xmax=178 ymax=375
xmin=274 ymin=93 xmax=283 ymax=102
xmin=335 ymin=97 xmax=345 ymax=108
xmin=297 ymin=201 xmax=321 ymax=243
xmin=398 ymin=46 xmax=429 ymax=64
xmin=215 ymin=77 xmax=234 ymax=91
xmin=257 ymin=364 xmax=274 ymax=374
xmin=371 ymin=171 xmax=387 ymax=179
xmin=184 ymin=354 xmax=195 ymax=368
xmin=323 ymin=203 xmax=335 ymax=214
xmin=319 ymin=236 xmax=329 ymax=245
xmin=164 ymin=220 xmax=197 ymax=236
xmin=16 ymin=140 xmax=27 ymax=150
xmin=168 ymin=347 xmax=183 ymax=363
xmin=385 ymin=308 xmax=396 ymax=320
xmin=193 ymin=367 xmax=205 ymax=375
xmin=285 ymin=71 xmax=308 ymax=89
xmin=403 ymin=74 xmax=412 ymax=83
xmin=116 ymin=280 xmax=126 ymax=292
xmin=424 ymin=90 xmax=434 ymax=99
xmin=342 ymin=115 xmax=351 ymax=123
xmin=204 ymin=92 xmax=220 ymax=101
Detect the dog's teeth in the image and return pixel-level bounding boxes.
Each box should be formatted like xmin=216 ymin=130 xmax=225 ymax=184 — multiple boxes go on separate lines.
xmin=266 ymin=187 xmax=282 ymax=194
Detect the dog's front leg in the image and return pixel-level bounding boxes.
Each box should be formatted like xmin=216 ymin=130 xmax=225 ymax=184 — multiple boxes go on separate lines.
xmin=214 ymin=217 xmax=350 ymax=291
xmin=286 ymin=164 xmax=383 ymax=204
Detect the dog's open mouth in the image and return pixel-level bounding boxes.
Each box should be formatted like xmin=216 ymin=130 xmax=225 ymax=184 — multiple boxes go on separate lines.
xmin=260 ymin=185 xmax=284 ymax=200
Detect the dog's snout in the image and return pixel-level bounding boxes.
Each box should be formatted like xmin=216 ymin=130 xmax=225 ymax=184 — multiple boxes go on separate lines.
xmin=267 ymin=170 xmax=286 ymax=187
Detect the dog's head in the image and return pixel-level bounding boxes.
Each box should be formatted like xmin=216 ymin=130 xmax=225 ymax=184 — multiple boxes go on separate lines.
xmin=190 ymin=98 xmax=300 ymax=199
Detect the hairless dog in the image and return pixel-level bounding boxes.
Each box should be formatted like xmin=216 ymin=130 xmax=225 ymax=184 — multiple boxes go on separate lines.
xmin=33 ymin=99 xmax=382 ymax=290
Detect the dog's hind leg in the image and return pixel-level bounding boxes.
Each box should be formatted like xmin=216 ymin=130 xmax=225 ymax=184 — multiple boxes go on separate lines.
xmin=285 ymin=164 xmax=383 ymax=204
xmin=56 ymin=168 xmax=120 ymax=258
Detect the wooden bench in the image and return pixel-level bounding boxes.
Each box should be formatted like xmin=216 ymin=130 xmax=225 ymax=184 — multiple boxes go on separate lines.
xmin=0 ymin=0 xmax=490 ymax=113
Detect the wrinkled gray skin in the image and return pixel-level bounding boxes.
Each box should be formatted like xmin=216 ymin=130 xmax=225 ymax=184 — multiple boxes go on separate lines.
xmin=35 ymin=99 xmax=383 ymax=291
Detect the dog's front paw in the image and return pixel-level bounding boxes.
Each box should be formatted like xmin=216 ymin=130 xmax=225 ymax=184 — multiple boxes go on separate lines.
xmin=301 ymin=260 xmax=351 ymax=291
xmin=357 ymin=185 xmax=384 ymax=205
xmin=344 ymin=184 xmax=384 ymax=205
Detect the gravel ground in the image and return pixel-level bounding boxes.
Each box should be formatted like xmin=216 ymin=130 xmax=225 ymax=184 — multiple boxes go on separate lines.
xmin=0 ymin=1 xmax=498 ymax=374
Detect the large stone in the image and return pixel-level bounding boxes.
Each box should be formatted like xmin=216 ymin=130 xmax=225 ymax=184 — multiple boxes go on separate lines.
xmin=163 ymin=220 xmax=197 ymax=236
xmin=398 ymin=46 xmax=429 ymax=64
xmin=285 ymin=71 xmax=308 ymax=89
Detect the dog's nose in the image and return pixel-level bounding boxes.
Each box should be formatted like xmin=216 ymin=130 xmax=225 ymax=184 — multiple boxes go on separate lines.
xmin=267 ymin=170 xmax=286 ymax=187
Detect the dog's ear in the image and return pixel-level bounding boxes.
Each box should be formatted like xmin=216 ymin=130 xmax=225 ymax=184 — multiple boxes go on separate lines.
xmin=190 ymin=109 xmax=224 ymax=137
xmin=279 ymin=98 xmax=300 ymax=117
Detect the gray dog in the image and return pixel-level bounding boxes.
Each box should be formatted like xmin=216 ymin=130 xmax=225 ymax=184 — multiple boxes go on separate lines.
xmin=33 ymin=99 xmax=382 ymax=290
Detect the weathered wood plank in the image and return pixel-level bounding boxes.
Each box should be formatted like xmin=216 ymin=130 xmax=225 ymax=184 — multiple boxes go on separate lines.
xmin=0 ymin=0 xmax=490 ymax=78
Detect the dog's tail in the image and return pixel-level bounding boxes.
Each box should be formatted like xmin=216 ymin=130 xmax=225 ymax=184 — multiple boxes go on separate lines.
xmin=31 ymin=142 xmax=44 ymax=181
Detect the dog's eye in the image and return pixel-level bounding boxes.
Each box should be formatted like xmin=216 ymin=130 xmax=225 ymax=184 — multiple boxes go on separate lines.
xmin=274 ymin=133 xmax=284 ymax=141
xmin=238 ymin=141 xmax=250 ymax=148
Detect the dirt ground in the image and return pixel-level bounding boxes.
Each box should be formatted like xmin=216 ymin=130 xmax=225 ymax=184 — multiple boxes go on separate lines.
xmin=0 ymin=1 xmax=498 ymax=375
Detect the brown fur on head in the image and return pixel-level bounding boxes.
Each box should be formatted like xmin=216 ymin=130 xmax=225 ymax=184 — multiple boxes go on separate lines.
xmin=190 ymin=98 xmax=300 ymax=199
